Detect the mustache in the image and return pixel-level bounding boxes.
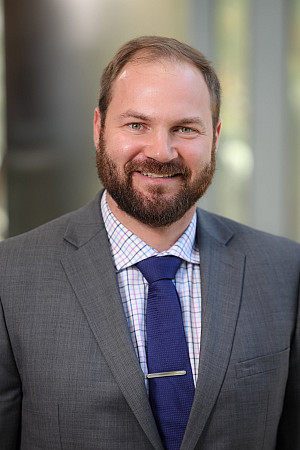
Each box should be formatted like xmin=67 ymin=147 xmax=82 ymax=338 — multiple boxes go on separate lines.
xmin=125 ymin=159 xmax=191 ymax=177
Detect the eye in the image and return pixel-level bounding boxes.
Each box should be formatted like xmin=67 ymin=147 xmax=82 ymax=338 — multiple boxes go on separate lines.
xmin=177 ymin=126 xmax=195 ymax=133
xmin=129 ymin=123 xmax=144 ymax=130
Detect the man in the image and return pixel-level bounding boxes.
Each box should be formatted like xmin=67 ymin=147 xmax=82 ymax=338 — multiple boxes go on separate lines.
xmin=0 ymin=36 xmax=299 ymax=450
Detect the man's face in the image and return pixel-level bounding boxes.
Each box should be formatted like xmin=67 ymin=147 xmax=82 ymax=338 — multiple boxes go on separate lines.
xmin=94 ymin=59 xmax=221 ymax=227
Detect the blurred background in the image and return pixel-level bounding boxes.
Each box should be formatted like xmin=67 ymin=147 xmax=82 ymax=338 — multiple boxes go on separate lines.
xmin=0 ymin=0 xmax=299 ymax=241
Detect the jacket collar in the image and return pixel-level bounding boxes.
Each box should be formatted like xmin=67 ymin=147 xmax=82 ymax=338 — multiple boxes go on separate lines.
xmin=62 ymin=192 xmax=245 ymax=450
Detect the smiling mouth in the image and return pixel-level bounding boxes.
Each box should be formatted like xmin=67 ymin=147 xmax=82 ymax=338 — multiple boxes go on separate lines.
xmin=139 ymin=172 xmax=180 ymax=178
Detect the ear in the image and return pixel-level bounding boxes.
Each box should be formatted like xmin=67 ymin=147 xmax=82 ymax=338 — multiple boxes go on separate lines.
xmin=214 ymin=119 xmax=222 ymax=151
xmin=93 ymin=107 xmax=102 ymax=150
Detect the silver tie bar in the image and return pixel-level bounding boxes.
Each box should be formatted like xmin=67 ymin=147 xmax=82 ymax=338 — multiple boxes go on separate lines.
xmin=146 ymin=370 xmax=186 ymax=379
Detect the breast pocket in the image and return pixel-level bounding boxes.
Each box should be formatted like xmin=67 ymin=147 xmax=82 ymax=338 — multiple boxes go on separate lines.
xmin=235 ymin=348 xmax=290 ymax=379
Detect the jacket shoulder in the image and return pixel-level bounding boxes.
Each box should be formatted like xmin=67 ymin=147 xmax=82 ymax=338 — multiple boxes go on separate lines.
xmin=196 ymin=208 xmax=300 ymax=263
xmin=0 ymin=192 xmax=104 ymax=259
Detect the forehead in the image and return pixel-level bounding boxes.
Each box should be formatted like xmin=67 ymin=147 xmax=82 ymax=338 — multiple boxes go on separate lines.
xmin=108 ymin=59 xmax=211 ymax=116
xmin=114 ymin=57 xmax=206 ymax=89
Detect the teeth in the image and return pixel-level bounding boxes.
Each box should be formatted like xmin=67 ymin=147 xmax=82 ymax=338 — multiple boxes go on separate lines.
xmin=141 ymin=172 xmax=175 ymax=178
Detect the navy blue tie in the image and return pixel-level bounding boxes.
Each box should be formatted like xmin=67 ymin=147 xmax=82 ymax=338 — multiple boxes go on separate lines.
xmin=136 ymin=256 xmax=195 ymax=450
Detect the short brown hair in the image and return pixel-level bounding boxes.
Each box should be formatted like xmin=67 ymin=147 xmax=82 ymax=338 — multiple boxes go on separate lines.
xmin=98 ymin=36 xmax=221 ymax=132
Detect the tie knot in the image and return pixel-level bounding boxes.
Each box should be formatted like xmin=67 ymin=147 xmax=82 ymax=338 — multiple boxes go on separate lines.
xmin=136 ymin=256 xmax=182 ymax=284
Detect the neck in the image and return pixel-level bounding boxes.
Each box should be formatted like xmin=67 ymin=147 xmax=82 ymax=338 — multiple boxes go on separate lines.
xmin=106 ymin=193 xmax=196 ymax=252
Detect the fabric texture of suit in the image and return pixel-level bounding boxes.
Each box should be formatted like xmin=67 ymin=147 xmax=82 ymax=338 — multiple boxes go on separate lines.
xmin=0 ymin=190 xmax=299 ymax=449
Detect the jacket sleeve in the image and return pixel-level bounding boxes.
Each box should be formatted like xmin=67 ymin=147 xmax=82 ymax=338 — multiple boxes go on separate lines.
xmin=276 ymin=281 xmax=300 ymax=449
xmin=0 ymin=298 xmax=22 ymax=449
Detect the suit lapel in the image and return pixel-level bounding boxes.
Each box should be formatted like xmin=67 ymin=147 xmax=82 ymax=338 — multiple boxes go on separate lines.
xmin=61 ymin=196 xmax=163 ymax=450
xmin=60 ymin=195 xmax=245 ymax=450
xmin=182 ymin=210 xmax=246 ymax=449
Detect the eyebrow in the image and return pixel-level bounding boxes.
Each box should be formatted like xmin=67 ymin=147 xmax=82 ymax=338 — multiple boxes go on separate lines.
xmin=119 ymin=110 xmax=207 ymax=129
xmin=177 ymin=117 xmax=207 ymax=129
xmin=118 ymin=110 xmax=150 ymax=122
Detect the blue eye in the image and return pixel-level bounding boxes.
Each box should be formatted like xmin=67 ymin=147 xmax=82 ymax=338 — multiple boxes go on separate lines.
xmin=129 ymin=123 xmax=144 ymax=130
xmin=178 ymin=127 xmax=194 ymax=133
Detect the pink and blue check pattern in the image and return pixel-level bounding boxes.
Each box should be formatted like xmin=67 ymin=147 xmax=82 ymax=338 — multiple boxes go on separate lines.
xmin=101 ymin=191 xmax=202 ymax=386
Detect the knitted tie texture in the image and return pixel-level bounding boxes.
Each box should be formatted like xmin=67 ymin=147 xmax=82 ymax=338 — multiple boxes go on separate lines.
xmin=136 ymin=256 xmax=195 ymax=450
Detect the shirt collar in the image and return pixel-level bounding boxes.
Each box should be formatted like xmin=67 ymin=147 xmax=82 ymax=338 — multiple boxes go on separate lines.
xmin=101 ymin=190 xmax=200 ymax=272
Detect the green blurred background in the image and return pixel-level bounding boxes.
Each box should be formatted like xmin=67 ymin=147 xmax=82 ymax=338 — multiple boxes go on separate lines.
xmin=0 ymin=0 xmax=299 ymax=242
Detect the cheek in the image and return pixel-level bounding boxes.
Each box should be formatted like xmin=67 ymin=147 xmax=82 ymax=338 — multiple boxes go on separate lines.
xmin=105 ymin=134 xmax=142 ymax=165
xmin=181 ymin=143 xmax=212 ymax=169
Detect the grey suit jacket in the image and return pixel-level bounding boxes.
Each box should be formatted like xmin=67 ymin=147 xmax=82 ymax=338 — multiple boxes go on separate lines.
xmin=0 ymin=191 xmax=299 ymax=450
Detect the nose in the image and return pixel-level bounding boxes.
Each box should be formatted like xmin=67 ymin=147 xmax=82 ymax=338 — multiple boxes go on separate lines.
xmin=143 ymin=130 xmax=178 ymax=163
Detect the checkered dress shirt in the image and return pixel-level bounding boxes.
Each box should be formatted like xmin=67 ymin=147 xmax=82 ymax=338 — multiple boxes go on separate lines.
xmin=101 ymin=191 xmax=202 ymax=386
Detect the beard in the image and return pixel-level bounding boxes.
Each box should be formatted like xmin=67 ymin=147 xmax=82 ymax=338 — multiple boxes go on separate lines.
xmin=96 ymin=132 xmax=216 ymax=228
